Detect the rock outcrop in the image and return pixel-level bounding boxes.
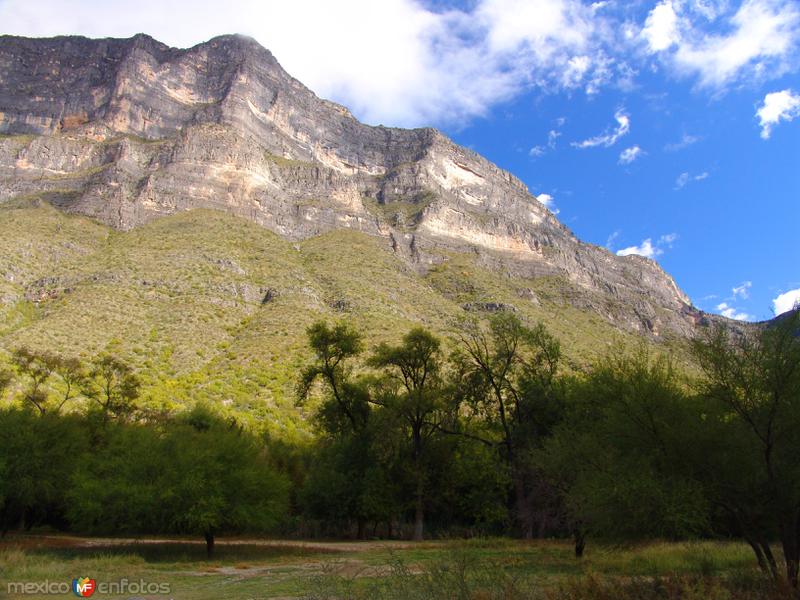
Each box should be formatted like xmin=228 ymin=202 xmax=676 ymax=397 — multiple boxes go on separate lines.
xmin=0 ymin=34 xmax=708 ymax=336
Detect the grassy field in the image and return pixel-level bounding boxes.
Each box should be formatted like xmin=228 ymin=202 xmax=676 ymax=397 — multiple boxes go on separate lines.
xmin=0 ymin=534 xmax=781 ymax=600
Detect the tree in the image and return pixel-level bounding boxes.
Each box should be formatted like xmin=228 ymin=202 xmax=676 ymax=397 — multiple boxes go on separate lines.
xmin=692 ymin=311 xmax=800 ymax=586
xmin=0 ymin=367 xmax=11 ymax=400
xmin=537 ymin=347 xmax=708 ymax=555
xmin=69 ymin=405 xmax=289 ymax=557
xmin=11 ymin=348 xmax=85 ymax=415
xmin=298 ymin=321 xmax=381 ymax=538
xmin=81 ymin=355 xmax=139 ymax=421
xmin=0 ymin=408 xmax=88 ymax=534
xmin=368 ymin=328 xmax=447 ymax=540
xmin=451 ymin=313 xmax=565 ymax=538
xmin=299 ymin=321 xmax=369 ymax=432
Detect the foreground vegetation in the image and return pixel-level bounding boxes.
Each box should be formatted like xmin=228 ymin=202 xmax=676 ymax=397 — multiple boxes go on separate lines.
xmin=1 ymin=201 xmax=797 ymax=593
xmin=1 ymin=306 xmax=798 ymax=597
xmin=1 ymin=536 xmax=791 ymax=599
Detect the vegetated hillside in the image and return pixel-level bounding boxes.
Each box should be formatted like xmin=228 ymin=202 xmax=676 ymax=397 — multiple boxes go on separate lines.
xmin=0 ymin=34 xmax=718 ymax=341
xmin=0 ymin=199 xmax=676 ymax=435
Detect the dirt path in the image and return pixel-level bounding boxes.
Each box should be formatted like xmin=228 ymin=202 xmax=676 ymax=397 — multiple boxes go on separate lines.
xmin=1 ymin=533 xmax=438 ymax=553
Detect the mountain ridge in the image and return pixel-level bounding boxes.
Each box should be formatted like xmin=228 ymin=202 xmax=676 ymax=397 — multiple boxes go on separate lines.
xmin=1 ymin=33 xmax=722 ymax=338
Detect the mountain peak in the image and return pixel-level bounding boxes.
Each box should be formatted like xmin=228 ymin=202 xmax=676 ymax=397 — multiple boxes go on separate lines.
xmin=0 ymin=34 xmax=708 ymax=337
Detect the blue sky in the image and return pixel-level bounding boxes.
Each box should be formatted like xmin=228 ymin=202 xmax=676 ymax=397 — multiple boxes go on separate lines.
xmin=1 ymin=0 xmax=798 ymax=320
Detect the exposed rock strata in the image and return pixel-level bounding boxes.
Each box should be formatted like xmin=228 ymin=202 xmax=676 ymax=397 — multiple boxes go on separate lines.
xmin=0 ymin=34 xmax=707 ymax=336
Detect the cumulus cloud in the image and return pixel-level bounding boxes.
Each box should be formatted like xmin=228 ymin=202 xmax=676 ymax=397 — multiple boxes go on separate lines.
xmin=618 ymin=145 xmax=643 ymax=164
xmin=1 ymin=0 xmax=797 ymax=127
xmin=716 ymin=302 xmax=753 ymax=321
xmin=773 ymin=288 xmax=800 ymax=315
xmin=617 ymin=238 xmax=660 ymax=258
xmin=536 ymin=193 xmax=559 ymax=213
xmin=0 ymin=0 xmax=616 ymax=127
xmin=642 ymin=0 xmax=680 ymax=52
xmin=616 ymin=232 xmax=677 ymax=259
xmin=573 ymin=110 xmax=630 ymax=148
xmin=643 ymin=0 xmax=800 ymax=88
xmin=756 ymin=89 xmax=800 ymax=138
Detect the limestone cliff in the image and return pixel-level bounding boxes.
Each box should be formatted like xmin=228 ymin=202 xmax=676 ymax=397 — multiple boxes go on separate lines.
xmin=0 ymin=34 xmax=706 ymax=337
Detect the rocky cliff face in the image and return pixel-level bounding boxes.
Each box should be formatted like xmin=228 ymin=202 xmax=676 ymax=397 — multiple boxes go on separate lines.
xmin=0 ymin=34 xmax=707 ymax=337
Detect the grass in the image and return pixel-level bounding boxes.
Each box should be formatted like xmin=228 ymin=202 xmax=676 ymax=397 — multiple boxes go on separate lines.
xmin=264 ymin=152 xmax=316 ymax=168
xmin=0 ymin=536 xmax=779 ymax=600
xmin=362 ymin=191 xmax=436 ymax=228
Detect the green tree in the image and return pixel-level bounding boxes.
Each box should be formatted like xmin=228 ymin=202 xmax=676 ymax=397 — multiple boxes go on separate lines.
xmin=368 ymin=328 xmax=447 ymax=540
xmin=451 ymin=313 xmax=565 ymax=538
xmin=299 ymin=321 xmax=368 ymax=432
xmin=11 ymin=348 xmax=85 ymax=415
xmin=298 ymin=321 xmax=386 ymax=538
xmin=692 ymin=312 xmax=800 ymax=586
xmin=0 ymin=409 xmax=88 ymax=534
xmin=69 ymin=405 xmax=289 ymax=557
xmin=537 ymin=347 xmax=708 ymax=554
xmin=0 ymin=367 xmax=11 ymax=403
xmin=81 ymin=355 xmax=139 ymax=421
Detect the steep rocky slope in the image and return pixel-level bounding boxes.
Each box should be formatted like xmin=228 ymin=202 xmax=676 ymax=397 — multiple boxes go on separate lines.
xmin=0 ymin=33 xmax=709 ymax=337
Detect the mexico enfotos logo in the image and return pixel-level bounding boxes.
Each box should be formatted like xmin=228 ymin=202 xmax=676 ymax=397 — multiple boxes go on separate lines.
xmin=6 ymin=577 xmax=171 ymax=596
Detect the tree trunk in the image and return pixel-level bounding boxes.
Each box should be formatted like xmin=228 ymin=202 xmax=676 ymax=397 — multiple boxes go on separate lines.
xmin=574 ymin=529 xmax=586 ymax=559
xmin=780 ymin=521 xmax=799 ymax=588
xmin=412 ymin=431 xmax=425 ymax=542
xmin=204 ymin=532 xmax=215 ymax=559
xmin=514 ymin=475 xmax=532 ymax=539
xmin=413 ymin=496 xmax=424 ymax=541
xmin=745 ymin=536 xmax=768 ymax=574
xmin=785 ymin=548 xmax=799 ymax=589
xmin=357 ymin=517 xmax=366 ymax=540
xmin=761 ymin=540 xmax=780 ymax=580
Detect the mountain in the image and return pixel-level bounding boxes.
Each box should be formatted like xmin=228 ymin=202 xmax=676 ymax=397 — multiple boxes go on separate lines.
xmin=0 ymin=34 xmax=735 ymax=429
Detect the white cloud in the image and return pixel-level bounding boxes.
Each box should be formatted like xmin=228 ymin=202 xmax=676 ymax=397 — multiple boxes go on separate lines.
xmin=643 ymin=0 xmax=800 ymax=88
xmin=756 ymin=89 xmax=800 ymax=139
xmin=716 ymin=302 xmax=753 ymax=321
xmin=618 ymin=145 xmax=643 ymax=164
xmin=675 ymin=171 xmax=709 ymax=189
xmin=573 ymin=109 xmax=630 ymax=148
xmin=605 ymin=230 xmax=620 ymax=249
xmin=664 ymin=132 xmax=701 ymax=151
xmin=690 ymin=0 xmax=731 ymax=21
xmin=536 ymin=193 xmax=559 ymax=213
xmin=0 ymin=0 xmax=796 ymax=127
xmin=0 ymin=0 xmax=614 ymax=127
xmin=617 ymin=238 xmax=660 ymax=258
xmin=616 ymin=232 xmax=677 ymax=259
xmin=659 ymin=233 xmax=678 ymax=245
xmin=773 ymin=288 xmax=800 ymax=315
xmin=732 ymin=281 xmax=752 ymax=299
xmin=642 ymin=1 xmax=680 ymax=52
xmin=529 ymin=128 xmax=562 ymax=158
